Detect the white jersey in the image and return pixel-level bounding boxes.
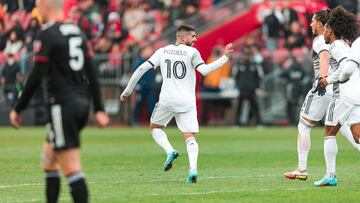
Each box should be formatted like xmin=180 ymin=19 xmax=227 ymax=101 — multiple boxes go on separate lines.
xmin=312 ymin=35 xmax=333 ymax=78
xmin=148 ymin=44 xmax=205 ymax=112
xmin=329 ymin=39 xmax=350 ymax=97
xmin=340 ymin=37 xmax=360 ymax=105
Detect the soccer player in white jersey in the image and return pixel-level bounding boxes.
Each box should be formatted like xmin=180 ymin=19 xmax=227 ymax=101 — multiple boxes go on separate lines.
xmin=120 ymin=25 xmax=234 ymax=183
xmin=283 ymin=9 xmax=359 ymax=181
xmin=338 ymin=36 xmax=360 ymax=142
xmin=315 ymin=6 xmax=360 ymax=186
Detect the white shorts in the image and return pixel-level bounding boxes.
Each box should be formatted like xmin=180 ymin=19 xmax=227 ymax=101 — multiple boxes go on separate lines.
xmin=325 ymin=98 xmax=360 ymax=126
xmin=150 ymin=103 xmax=199 ymax=133
xmin=300 ymin=89 xmax=332 ymax=121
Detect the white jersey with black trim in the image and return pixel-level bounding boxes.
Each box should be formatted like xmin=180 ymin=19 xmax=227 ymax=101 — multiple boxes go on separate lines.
xmin=329 ymin=39 xmax=350 ymax=97
xmin=340 ymin=37 xmax=360 ymax=105
xmin=312 ymin=35 xmax=332 ymax=78
xmin=148 ymin=44 xmax=205 ymax=112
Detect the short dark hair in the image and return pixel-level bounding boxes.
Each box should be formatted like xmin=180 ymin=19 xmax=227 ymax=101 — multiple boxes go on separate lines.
xmin=176 ymin=25 xmax=196 ymax=33
xmin=326 ymin=6 xmax=360 ymax=42
xmin=314 ymin=8 xmax=331 ymax=25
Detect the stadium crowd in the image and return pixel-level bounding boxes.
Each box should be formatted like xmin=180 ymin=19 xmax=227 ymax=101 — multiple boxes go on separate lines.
xmin=0 ymin=0 xmax=359 ymax=126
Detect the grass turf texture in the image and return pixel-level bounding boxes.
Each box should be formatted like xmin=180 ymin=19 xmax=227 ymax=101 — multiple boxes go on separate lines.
xmin=1 ymin=127 xmax=360 ymax=202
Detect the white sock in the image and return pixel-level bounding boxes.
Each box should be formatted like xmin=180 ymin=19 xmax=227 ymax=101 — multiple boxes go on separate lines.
xmin=186 ymin=137 xmax=198 ymax=172
xmin=339 ymin=123 xmax=360 ymax=151
xmin=324 ymin=136 xmax=337 ymax=178
xmin=297 ymin=121 xmax=312 ymax=170
xmin=151 ymin=128 xmax=174 ymax=154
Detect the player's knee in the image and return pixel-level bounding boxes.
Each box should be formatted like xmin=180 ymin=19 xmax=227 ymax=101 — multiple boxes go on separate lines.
xmin=324 ymin=125 xmax=339 ymax=136
xmin=150 ymin=123 xmax=164 ymax=131
xmin=40 ymin=152 xmax=57 ymax=170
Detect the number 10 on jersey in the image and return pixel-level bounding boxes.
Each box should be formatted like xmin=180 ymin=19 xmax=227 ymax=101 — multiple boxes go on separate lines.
xmin=165 ymin=59 xmax=187 ymax=79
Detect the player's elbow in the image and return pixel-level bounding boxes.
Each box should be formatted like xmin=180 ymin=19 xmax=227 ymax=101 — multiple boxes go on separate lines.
xmin=196 ymin=65 xmax=209 ymax=76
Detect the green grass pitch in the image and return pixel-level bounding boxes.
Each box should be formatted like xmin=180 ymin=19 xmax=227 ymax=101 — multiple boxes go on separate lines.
xmin=1 ymin=126 xmax=360 ymax=202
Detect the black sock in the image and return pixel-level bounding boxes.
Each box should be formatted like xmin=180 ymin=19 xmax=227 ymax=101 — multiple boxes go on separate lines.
xmin=45 ymin=170 xmax=60 ymax=203
xmin=67 ymin=172 xmax=88 ymax=203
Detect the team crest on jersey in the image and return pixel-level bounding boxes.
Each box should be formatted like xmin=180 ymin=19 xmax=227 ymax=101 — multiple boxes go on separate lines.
xmin=34 ymin=40 xmax=42 ymax=54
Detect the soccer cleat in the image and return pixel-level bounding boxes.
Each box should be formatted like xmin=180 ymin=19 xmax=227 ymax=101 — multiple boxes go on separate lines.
xmin=314 ymin=175 xmax=337 ymax=186
xmin=186 ymin=171 xmax=198 ymax=183
xmin=163 ymin=150 xmax=179 ymax=171
xmin=283 ymin=169 xmax=308 ymax=180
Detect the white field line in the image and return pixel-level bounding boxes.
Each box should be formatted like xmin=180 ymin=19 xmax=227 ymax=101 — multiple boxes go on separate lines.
xmin=112 ymin=174 xmax=279 ymax=183
xmin=0 ymin=174 xmax=278 ymax=189
xmin=1 ymin=174 xmax=294 ymax=202
xmin=132 ymin=187 xmax=319 ymax=198
xmin=0 ymin=183 xmax=42 ymax=189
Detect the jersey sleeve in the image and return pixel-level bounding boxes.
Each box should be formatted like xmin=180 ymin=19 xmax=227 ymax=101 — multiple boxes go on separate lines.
xmin=313 ymin=36 xmax=329 ymax=54
xmin=82 ymin=35 xmax=104 ymax=112
xmin=192 ymin=49 xmax=205 ymax=69
xmin=33 ymin=30 xmax=51 ymax=63
xmin=147 ymin=48 xmax=162 ymax=69
xmin=348 ymin=37 xmax=360 ymax=66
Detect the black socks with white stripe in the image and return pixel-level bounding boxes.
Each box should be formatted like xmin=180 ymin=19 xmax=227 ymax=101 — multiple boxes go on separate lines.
xmin=67 ymin=172 xmax=88 ymax=203
xmin=45 ymin=170 xmax=60 ymax=203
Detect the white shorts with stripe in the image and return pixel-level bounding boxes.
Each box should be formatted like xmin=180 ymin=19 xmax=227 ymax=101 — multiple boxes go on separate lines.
xmin=325 ymin=98 xmax=360 ymax=126
xmin=150 ymin=103 xmax=199 ymax=133
xmin=300 ymin=89 xmax=332 ymax=121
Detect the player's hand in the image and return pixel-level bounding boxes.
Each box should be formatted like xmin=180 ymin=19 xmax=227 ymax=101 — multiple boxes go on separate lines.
xmin=224 ymin=43 xmax=234 ymax=57
xmin=311 ymin=78 xmax=326 ymax=96
xmin=319 ymin=77 xmax=328 ymax=87
xmin=95 ymin=111 xmax=110 ymax=128
xmin=9 ymin=110 xmax=22 ymax=129
xmin=120 ymin=95 xmax=126 ymax=102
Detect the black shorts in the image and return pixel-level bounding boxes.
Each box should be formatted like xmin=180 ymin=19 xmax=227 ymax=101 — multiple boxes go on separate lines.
xmin=46 ymin=97 xmax=90 ymax=151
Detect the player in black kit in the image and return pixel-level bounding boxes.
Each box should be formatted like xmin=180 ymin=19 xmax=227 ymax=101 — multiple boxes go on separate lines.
xmin=9 ymin=0 xmax=110 ymax=202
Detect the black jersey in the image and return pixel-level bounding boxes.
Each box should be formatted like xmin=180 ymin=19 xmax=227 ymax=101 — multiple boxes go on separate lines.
xmin=14 ymin=21 xmax=103 ymax=113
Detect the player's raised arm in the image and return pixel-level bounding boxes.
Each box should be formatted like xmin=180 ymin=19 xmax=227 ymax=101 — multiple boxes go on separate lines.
xmin=196 ymin=43 xmax=234 ymax=76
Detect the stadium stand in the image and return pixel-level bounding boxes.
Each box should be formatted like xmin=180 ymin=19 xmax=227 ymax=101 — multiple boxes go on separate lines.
xmin=0 ymin=0 xmax=354 ymax=126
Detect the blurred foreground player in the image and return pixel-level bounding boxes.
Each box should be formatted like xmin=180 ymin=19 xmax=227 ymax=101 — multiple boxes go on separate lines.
xmin=9 ymin=0 xmax=110 ymax=202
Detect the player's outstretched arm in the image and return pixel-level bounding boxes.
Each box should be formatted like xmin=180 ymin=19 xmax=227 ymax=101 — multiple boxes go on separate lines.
xmin=197 ymin=43 xmax=234 ymax=76
xmin=120 ymin=61 xmax=153 ymax=102
xmin=339 ymin=60 xmax=357 ymax=82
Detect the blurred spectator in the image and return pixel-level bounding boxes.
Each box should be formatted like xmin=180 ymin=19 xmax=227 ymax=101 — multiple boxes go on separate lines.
xmin=132 ymin=46 xmax=155 ymax=126
xmin=24 ymin=18 xmax=40 ymax=42
xmin=233 ymin=46 xmax=263 ymax=125
xmin=104 ymin=11 xmax=127 ymax=43
xmin=141 ymin=1 xmax=162 ymax=41
xmin=282 ymin=0 xmax=298 ymax=32
xmin=123 ymin=2 xmax=146 ymax=41
xmin=3 ymin=30 xmax=23 ymax=57
xmin=280 ymin=55 xmax=306 ymax=124
xmin=93 ymin=37 xmax=112 ymax=53
xmin=262 ymin=4 xmax=283 ymax=51
xmin=285 ymin=21 xmax=305 ymax=50
xmin=89 ymin=12 xmax=104 ymax=42
xmin=67 ymin=5 xmax=92 ymax=39
xmin=166 ymin=0 xmax=185 ymax=27
xmin=1 ymin=54 xmax=20 ymax=107
xmin=201 ymin=45 xmax=231 ymax=124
